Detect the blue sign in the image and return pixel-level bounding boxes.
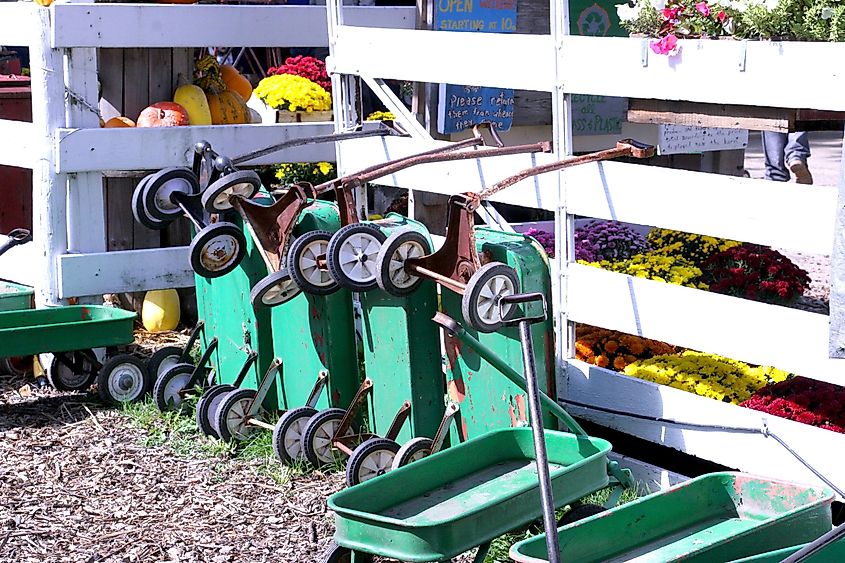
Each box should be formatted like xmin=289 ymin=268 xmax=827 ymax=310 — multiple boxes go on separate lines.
xmin=434 ymin=0 xmax=516 ymax=134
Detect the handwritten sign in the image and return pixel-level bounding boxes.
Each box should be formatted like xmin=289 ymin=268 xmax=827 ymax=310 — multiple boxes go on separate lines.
xmin=658 ymin=124 xmax=750 ymax=155
xmin=435 ymin=0 xmax=516 ymax=134
xmin=571 ymin=94 xmax=625 ymax=135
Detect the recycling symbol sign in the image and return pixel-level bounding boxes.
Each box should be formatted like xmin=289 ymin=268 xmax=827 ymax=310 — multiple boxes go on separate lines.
xmin=577 ymin=4 xmax=610 ymax=36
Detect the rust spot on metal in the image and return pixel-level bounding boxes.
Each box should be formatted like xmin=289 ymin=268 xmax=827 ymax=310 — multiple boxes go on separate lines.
xmin=447 ymin=379 xmax=466 ymax=403
xmin=515 ymin=394 xmax=527 ymax=422
xmin=461 ymin=416 xmax=468 ymax=440
xmin=444 ymin=333 xmax=461 ymax=370
xmin=508 ymin=403 xmax=518 ymax=427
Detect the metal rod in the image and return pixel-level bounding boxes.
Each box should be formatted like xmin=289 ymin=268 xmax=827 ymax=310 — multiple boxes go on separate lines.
xmin=247 ymin=418 xmax=275 ymax=431
xmin=333 ymin=442 xmax=355 ymax=457
xmin=334 ymin=379 xmax=373 ymax=439
xmin=408 ymin=264 xmax=467 ymax=294
xmin=186 ymin=337 xmax=218 ymax=389
xmin=232 ymin=127 xmax=402 ymax=165
xmin=431 ymin=403 xmax=460 ymax=454
xmin=247 ymin=358 xmax=283 ymax=418
xmin=232 ymin=350 xmax=259 ymax=389
xmin=180 ymin=320 xmax=205 ymax=363
xmin=304 ymin=371 xmax=330 ymax=409
xmin=518 ymin=319 xmax=561 ymax=563
xmin=170 ymin=191 xmax=206 ymax=231
xmin=384 ymin=401 xmax=412 ymax=441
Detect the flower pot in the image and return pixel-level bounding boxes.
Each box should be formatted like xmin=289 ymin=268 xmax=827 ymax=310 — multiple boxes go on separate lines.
xmin=275 ymin=110 xmax=333 ymax=123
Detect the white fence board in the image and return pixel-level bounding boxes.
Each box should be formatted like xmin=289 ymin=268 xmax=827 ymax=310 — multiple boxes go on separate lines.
xmin=0 ymin=3 xmax=38 ymax=45
xmin=567 ymin=264 xmax=845 ymax=384
xmin=0 ymin=120 xmax=37 ymax=169
xmin=50 ymin=5 xmax=416 ymax=48
xmin=58 ymin=247 xmax=193 ymax=297
xmin=561 ymin=36 xmax=845 ymax=112
xmin=330 ymin=26 xmax=555 ymax=92
xmin=56 ymin=123 xmax=351 ymax=172
xmin=337 ymin=135 xmax=561 ymax=211
xmin=563 ymin=360 xmax=845 ymax=499
xmin=565 ymin=161 xmax=837 ymax=256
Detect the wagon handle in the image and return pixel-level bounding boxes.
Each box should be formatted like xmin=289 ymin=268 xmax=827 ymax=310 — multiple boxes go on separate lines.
xmin=499 ymin=292 xmax=547 ymax=327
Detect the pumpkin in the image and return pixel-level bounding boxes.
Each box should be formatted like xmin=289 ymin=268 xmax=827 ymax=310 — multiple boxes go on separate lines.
xmin=136 ymin=102 xmax=190 ymax=127
xmin=104 ymin=116 xmax=136 ymax=128
xmin=207 ymin=90 xmax=249 ymax=125
xmin=220 ymin=65 xmax=253 ymax=103
xmin=142 ymin=289 xmax=181 ymax=332
xmin=173 ymin=84 xmax=212 ymax=126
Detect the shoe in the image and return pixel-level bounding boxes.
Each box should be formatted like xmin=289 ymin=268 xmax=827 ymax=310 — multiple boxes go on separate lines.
xmin=787 ymin=159 xmax=813 ymax=185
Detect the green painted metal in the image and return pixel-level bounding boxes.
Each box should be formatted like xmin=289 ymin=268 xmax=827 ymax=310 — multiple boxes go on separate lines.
xmin=359 ymin=214 xmax=443 ymax=443
xmin=329 ymin=427 xmax=611 ymax=562
xmin=509 ymin=472 xmax=834 ymax=563
xmin=0 ymin=305 xmax=135 ymax=357
xmin=0 ymin=280 xmax=33 ymax=312
xmin=727 ymin=538 xmax=845 ymax=562
xmin=194 ymin=199 xmax=359 ymax=412
xmin=441 ymin=228 xmax=555 ymax=441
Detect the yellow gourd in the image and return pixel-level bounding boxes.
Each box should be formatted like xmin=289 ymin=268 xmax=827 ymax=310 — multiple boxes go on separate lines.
xmin=142 ymin=289 xmax=181 ymax=332
xmin=207 ymin=90 xmax=249 ymax=125
xmin=173 ymin=84 xmax=212 ymax=126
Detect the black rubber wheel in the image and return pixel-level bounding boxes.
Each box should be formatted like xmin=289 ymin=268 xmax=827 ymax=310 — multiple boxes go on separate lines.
xmin=43 ymin=350 xmax=97 ymax=391
xmin=250 ymin=269 xmax=301 ymax=308
xmin=132 ymin=174 xmax=169 ymax=230
xmin=215 ymin=388 xmax=260 ymax=442
xmin=390 ymin=436 xmax=434 ymax=470
xmin=461 ymin=262 xmax=520 ymax=333
xmin=147 ymin=346 xmax=184 ymax=382
xmin=196 ymin=384 xmax=236 ymax=437
xmin=189 ymin=222 xmax=246 ymax=279
xmin=153 ymin=362 xmax=194 ymax=412
xmin=201 ymin=170 xmax=261 ymax=213
xmin=320 ymin=542 xmax=372 ymax=563
xmin=326 ymin=223 xmax=387 ymax=292
xmin=272 ymin=406 xmax=318 ymax=464
xmin=96 ymin=354 xmax=150 ymax=406
xmin=288 ymin=230 xmax=340 ymax=295
xmin=0 ymin=356 xmax=31 ymax=377
xmin=302 ymin=407 xmax=350 ymax=468
xmin=375 ymin=229 xmax=432 ymax=297
xmin=345 ymin=438 xmax=400 ymax=486
xmin=557 ymin=503 xmax=606 ymax=527
xmin=143 ymin=167 xmax=199 ymax=221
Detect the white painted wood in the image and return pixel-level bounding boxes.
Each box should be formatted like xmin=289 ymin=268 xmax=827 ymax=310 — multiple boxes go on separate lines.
xmin=58 ymin=247 xmax=194 ymax=297
xmin=330 ymin=26 xmax=555 ymax=92
xmin=0 ymin=3 xmax=38 ymax=45
xmin=829 ymin=131 xmax=845 ymax=358
xmin=564 ymin=161 xmax=837 ymax=256
xmin=560 ymin=36 xmax=845 ymax=112
xmin=336 ymin=135 xmax=561 ymax=210
xmin=0 ymin=120 xmax=37 ymax=169
xmin=563 ymin=360 xmax=845 ymax=499
xmin=0 ymin=239 xmax=36 ymax=287
xmin=29 ymin=8 xmax=68 ymax=307
xmin=50 ymin=5 xmax=415 ymax=48
xmin=56 ymin=123 xmax=350 ymax=172
xmin=567 ymin=264 xmax=845 ymax=385
xmin=606 ymin=452 xmax=689 ymax=494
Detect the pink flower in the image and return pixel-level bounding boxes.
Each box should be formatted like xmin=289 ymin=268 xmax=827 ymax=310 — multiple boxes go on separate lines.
xmin=662 ymin=7 xmax=680 ymax=19
xmin=717 ymin=9 xmax=727 ymax=22
xmin=695 ymin=2 xmax=710 ymax=16
xmin=650 ymin=34 xmax=680 ymax=56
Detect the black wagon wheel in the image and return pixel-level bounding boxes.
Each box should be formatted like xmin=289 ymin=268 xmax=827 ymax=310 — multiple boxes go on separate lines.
xmin=132 ymin=174 xmax=169 ymax=230
xmin=461 ymin=262 xmax=520 ymax=333
xmin=201 ymin=170 xmax=261 ymax=213
xmin=272 ymin=406 xmax=318 ymax=464
xmin=96 ymin=354 xmax=150 ymax=406
xmin=189 ymin=222 xmax=247 ymax=279
xmin=142 ymin=167 xmax=200 ymax=221
xmin=250 ymin=269 xmax=301 ymax=308
xmin=288 ymin=230 xmax=340 ymax=295
xmin=196 ymin=384 xmax=237 ymax=437
xmin=390 ymin=436 xmax=434 ymax=470
xmin=147 ymin=346 xmax=185 ymax=382
xmin=153 ymin=362 xmax=195 ymax=412
xmin=320 ymin=542 xmax=373 ymax=563
xmin=302 ymin=407 xmax=352 ymax=468
xmin=345 ymin=437 xmax=401 ymax=487
xmin=557 ymin=503 xmax=606 ymax=527
xmin=375 ymin=229 xmax=433 ymax=297
xmin=42 ymin=350 xmax=97 ymax=392
xmin=326 ymin=223 xmax=387 ymax=292
xmin=215 ymin=388 xmax=261 ymax=443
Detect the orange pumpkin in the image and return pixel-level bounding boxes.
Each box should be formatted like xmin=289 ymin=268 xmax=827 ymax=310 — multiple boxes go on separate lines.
xmin=137 ymin=102 xmax=190 ymax=127
xmin=220 ymin=65 xmax=253 ymax=102
xmin=207 ymin=90 xmax=249 ymax=125
xmin=104 ymin=116 xmax=136 ymax=128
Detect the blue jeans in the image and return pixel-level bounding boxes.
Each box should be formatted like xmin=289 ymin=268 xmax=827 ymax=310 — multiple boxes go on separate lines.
xmin=762 ymin=131 xmax=811 ymax=182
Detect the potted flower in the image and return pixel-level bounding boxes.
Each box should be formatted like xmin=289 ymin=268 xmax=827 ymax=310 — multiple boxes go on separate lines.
xmin=251 ymin=73 xmax=332 ymax=123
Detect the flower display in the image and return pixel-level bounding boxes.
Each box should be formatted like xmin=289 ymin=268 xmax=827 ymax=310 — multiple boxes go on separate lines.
xmin=523 ymin=228 xmax=555 ymax=257
xmin=647 ymin=228 xmax=740 ymax=267
xmin=701 ymin=243 xmax=810 ymax=304
xmin=254 ymin=74 xmax=332 ymax=113
xmin=274 ymin=162 xmax=336 ymax=187
xmin=580 ymin=253 xmax=707 ymax=288
xmin=268 ymin=56 xmax=332 ymax=92
xmin=624 ymin=350 xmax=791 ymax=404
xmin=576 ymin=325 xmax=677 ymax=371
xmin=575 ymin=221 xmax=650 ymax=263
xmin=366 ymin=110 xmax=396 ymax=121
xmin=742 ymin=377 xmax=845 ymax=433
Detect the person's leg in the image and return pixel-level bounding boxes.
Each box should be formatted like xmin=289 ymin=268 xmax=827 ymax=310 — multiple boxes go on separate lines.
xmin=785 ymin=131 xmax=813 ymax=184
xmin=761 ymin=131 xmax=789 ymax=182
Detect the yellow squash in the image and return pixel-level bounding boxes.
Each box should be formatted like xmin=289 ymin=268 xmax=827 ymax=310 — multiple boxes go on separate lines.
xmin=141 ymin=289 xmax=181 ymax=332
xmin=173 ymin=84 xmax=212 ymax=126
xmin=207 ymin=90 xmax=249 ymax=125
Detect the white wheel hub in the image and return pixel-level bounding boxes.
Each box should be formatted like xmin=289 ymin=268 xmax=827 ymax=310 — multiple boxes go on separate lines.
xmin=163 ymin=372 xmax=192 ymax=408
xmin=108 ymin=363 xmax=144 ymax=401
xmin=225 ymin=397 xmax=256 ymax=440
xmin=476 ymin=274 xmax=515 ymax=324
xmin=299 ymin=239 xmax=333 ymax=287
xmin=156 ymin=178 xmax=192 ymax=212
xmin=200 ymin=234 xmax=239 ymax=272
xmin=213 ymin=182 xmax=253 ymax=210
xmin=388 ymin=240 xmax=424 ymax=289
xmin=156 ymin=356 xmax=180 ymax=379
xmin=312 ymin=419 xmax=341 ymax=463
xmin=358 ymin=449 xmax=396 ymax=482
xmin=262 ymin=277 xmax=298 ymax=305
xmin=284 ymin=417 xmax=310 ymax=459
xmin=339 ymin=233 xmax=381 ymax=283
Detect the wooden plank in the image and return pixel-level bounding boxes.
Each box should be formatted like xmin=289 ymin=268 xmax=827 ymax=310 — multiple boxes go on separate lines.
xmin=0 ymin=3 xmax=38 ymax=46
xmin=563 ymin=360 xmax=845 ymax=499
xmin=170 ymin=48 xmax=193 ymax=97
xmin=122 ymin=48 xmax=150 ymax=122
xmin=58 ymin=247 xmax=194 ymax=297
xmin=566 ymin=264 xmax=845 ymax=385
xmin=331 ymin=26 xmax=555 ymax=92
xmin=106 ymin=178 xmax=135 ymax=251
xmin=97 ymin=48 xmax=124 ymax=119
xmin=147 ymin=48 xmax=172 ymax=105
xmin=830 ymin=131 xmax=845 ymax=358
xmin=50 ymin=5 xmax=416 ymax=48
xmin=0 ymin=120 xmax=36 ymax=168
xmin=627 ymin=100 xmax=796 ymax=133
xmin=563 ymin=161 xmax=837 ymax=255
xmin=560 ymin=37 xmax=845 ymax=112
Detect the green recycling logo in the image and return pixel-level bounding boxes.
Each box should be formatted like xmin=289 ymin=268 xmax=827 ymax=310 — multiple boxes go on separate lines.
xmin=578 ymin=4 xmax=610 ymax=36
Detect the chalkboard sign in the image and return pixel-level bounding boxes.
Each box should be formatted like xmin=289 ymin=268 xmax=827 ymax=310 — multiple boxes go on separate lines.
xmin=434 ymin=0 xmax=517 ymax=134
